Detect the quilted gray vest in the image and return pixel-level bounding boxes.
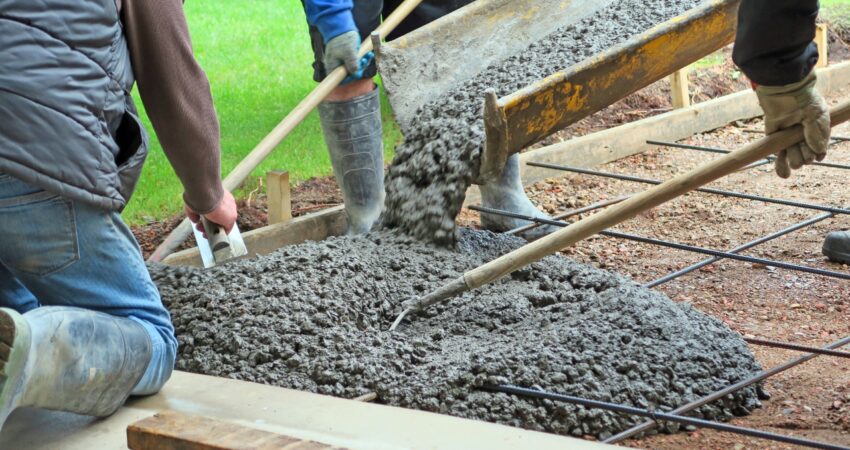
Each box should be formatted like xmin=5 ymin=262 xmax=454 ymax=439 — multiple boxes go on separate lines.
xmin=0 ymin=0 xmax=148 ymax=211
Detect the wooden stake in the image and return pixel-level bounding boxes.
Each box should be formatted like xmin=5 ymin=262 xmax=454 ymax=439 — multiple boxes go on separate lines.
xmin=266 ymin=170 xmax=292 ymax=225
xmin=669 ymin=67 xmax=690 ymax=109
xmin=816 ymin=23 xmax=829 ymax=69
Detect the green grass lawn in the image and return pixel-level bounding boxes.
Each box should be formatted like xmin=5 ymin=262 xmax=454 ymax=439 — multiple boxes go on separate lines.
xmin=124 ymin=0 xmax=403 ymax=224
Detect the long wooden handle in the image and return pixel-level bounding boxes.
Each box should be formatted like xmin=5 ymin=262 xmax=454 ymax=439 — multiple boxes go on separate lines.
xmin=406 ymin=99 xmax=850 ymax=314
xmin=149 ymin=0 xmax=425 ymax=262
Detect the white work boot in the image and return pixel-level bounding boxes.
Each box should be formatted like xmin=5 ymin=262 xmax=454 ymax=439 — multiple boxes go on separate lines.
xmin=479 ymin=154 xmax=559 ymax=240
xmin=319 ymin=87 xmax=385 ymax=235
xmin=0 ymin=306 xmax=151 ymax=430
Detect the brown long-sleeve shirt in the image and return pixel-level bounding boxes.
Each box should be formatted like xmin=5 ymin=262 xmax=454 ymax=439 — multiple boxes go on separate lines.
xmin=119 ymin=0 xmax=223 ymax=214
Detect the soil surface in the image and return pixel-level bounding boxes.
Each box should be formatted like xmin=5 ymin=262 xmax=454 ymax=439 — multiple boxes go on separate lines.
xmin=150 ymin=228 xmax=762 ymax=440
xmin=382 ymin=0 xmax=703 ymax=246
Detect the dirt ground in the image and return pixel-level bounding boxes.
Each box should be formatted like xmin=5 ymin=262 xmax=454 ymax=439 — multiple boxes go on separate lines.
xmin=135 ymin=41 xmax=849 ymax=448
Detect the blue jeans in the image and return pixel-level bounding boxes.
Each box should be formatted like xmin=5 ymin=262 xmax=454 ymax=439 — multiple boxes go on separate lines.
xmin=0 ymin=173 xmax=176 ymax=395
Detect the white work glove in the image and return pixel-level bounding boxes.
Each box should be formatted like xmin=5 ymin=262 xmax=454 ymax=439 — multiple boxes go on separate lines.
xmin=756 ymin=72 xmax=831 ymax=179
xmin=323 ymin=30 xmax=362 ymax=75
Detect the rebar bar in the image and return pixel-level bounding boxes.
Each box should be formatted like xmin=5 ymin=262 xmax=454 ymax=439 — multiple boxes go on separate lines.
xmin=604 ymin=334 xmax=850 ymax=443
xmin=525 ymin=161 xmax=850 ymax=216
xmin=486 ymin=385 xmax=850 ymax=450
xmin=470 ymin=206 xmax=850 ymax=281
xmin=645 ymin=213 xmax=834 ymax=287
xmin=647 ymin=140 xmax=850 ymax=171
xmin=482 ymin=384 xmax=850 ymax=450
xmin=506 ymin=195 xmax=631 ymax=235
xmin=745 ymin=337 xmax=850 ymax=358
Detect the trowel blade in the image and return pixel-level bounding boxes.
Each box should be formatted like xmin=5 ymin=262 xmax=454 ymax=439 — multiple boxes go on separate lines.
xmin=217 ymin=224 xmax=249 ymax=263
xmin=191 ymin=223 xmax=248 ymax=268
xmin=191 ymin=223 xmax=216 ymax=269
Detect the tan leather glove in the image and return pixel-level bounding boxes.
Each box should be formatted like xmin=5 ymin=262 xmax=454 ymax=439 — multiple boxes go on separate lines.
xmin=756 ymin=72 xmax=831 ymax=178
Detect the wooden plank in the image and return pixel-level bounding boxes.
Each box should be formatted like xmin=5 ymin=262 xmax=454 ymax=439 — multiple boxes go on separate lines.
xmin=162 ymin=205 xmax=346 ymax=267
xmin=669 ymin=67 xmax=691 ymax=108
xmin=816 ymin=23 xmax=829 ymax=69
xmin=126 ymin=411 xmax=337 ymax=450
xmin=266 ymin=170 xmax=292 ymax=225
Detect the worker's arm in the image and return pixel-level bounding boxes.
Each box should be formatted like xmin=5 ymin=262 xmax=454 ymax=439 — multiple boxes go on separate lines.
xmin=732 ymin=0 xmax=820 ymax=86
xmin=303 ymin=0 xmax=356 ymax=43
xmin=732 ymin=0 xmax=829 ymax=178
xmin=121 ymin=0 xmax=237 ymax=230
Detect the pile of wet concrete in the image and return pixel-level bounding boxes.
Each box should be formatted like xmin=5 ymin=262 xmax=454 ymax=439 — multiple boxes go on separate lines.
xmin=383 ymin=0 xmax=705 ymax=245
xmin=151 ymin=229 xmax=762 ymax=439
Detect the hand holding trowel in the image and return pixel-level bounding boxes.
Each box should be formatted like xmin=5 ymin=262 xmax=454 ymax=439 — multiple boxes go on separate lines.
xmin=186 ymin=192 xmax=247 ymax=268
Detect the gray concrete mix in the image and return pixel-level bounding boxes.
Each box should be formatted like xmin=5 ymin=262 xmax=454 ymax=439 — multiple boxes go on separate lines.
xmin=383 ymin=0 xmax=704 ymax=245
xmin=151 ymin=229 xmax=763 ymax=439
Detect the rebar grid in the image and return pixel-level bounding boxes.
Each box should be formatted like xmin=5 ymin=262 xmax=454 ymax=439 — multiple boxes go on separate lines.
xmin=470 ymin=133 xmax=850 ymax=447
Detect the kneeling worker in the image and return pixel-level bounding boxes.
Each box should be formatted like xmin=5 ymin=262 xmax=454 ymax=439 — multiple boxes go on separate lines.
xmin=0 ymin=0 xmax=237 ymax=428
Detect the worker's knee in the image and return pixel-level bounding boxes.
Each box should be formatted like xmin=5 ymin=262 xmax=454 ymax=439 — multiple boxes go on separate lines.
xmin=326 ymin=79 xmax=376 ymax=102
xmin=130 ymin=317 xmax=178 ymax=396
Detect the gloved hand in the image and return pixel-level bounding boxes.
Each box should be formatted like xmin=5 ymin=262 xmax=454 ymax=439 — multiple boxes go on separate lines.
xmin=756 ymin=72 xmax=831 ymax=178
xmin=323 ymin=30 xmax=362 ymax=75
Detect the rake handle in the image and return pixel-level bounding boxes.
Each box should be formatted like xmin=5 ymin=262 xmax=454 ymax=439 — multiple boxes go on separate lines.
xmin=149 ymin=0 xmax=425 ymax=262
xmin=404 ymin=98 xmax=850 ymax=315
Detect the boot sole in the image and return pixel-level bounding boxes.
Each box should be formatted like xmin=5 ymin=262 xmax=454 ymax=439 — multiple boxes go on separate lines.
xmin=0 ymin=308 xmax=30 ymax=429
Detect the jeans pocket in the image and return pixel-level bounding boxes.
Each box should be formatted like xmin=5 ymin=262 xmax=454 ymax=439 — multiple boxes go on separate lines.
xmin=0 ymin=191 xmax=79 ymax=276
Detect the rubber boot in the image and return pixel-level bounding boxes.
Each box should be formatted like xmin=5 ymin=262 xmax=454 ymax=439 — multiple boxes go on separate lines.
xmin=479 ymin=154 xmax=559 ymax=240
xmin=823 ymin=231 xmax=850 ymax=264
xmin=0 ymin=306 xmax=151 ymax=430
xmin=319 ymin=87 xmax=385 ymax=235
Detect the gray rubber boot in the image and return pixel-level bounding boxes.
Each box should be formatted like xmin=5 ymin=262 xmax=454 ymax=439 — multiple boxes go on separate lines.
xmin=823 ymin=231 xmax=850 ymax=264
xmin=479 ymin=154 xmax=559 ymax=240
xmin=0 ymin=306 xmax=151 ymax=430
xmin=318 ymin=87 xmax=385 ymax=235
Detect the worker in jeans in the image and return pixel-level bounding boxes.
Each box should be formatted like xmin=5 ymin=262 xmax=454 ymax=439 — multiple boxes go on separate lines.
xmin=303 ymin=0 xmax=557 ymax=237
xmin=733 ymin=0 xmax=848 ymax=264
xmin=0 ymin=0 xmax=236 ymax=429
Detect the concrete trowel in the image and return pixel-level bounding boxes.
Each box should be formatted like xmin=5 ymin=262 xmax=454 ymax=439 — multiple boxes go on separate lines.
xmin=192 ymin=217 xmax=248 ymax=268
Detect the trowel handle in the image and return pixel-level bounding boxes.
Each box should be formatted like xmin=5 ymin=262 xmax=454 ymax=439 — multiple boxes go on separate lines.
xmin=201 ymin=217 xmax=230 ymax=252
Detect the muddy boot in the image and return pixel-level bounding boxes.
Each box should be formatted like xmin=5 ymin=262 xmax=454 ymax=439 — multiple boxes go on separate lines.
xmin=0 ymin=306 xmax=151 ymax=430
xmin=823 ymin=231 xmax=850 ymax=264
xmin=319 ymin=87 xmax=385 ymax=235
xmin=479 ymin=154 xmax=559 ymax=240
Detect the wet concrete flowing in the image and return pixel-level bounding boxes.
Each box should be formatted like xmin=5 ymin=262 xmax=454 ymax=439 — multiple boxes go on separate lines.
xmin=382 ymin=0 xmax=704 ymax=245
xmin=151 ymin=229 xmax=762 ymax=439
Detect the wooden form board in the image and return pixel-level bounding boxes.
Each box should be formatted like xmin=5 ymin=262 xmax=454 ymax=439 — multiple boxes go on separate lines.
xmin=162 ymin=205 xmax=346 ymax=267
xmin=1 ymin=371 xmax=615 ymax=450
xmin=127 ymin=411 xmax=339 ymax=450
xmin=165 ymin=62 xmax=850 ymax=266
